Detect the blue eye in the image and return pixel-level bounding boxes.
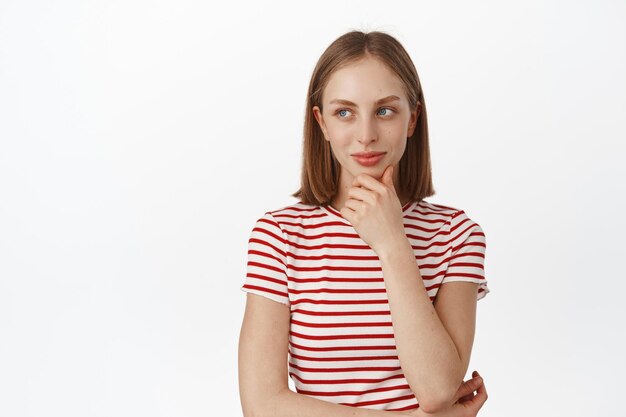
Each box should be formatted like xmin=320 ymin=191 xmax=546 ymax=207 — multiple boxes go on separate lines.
xmin=378 ymin=108 xmax=395 ymax=117
xmin=337 ymin=109 xmax=351 ymax=118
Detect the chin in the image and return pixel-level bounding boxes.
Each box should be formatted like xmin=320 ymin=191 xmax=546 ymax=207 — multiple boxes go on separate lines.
xmin=354 ymin=166 xmax=383 ymax=179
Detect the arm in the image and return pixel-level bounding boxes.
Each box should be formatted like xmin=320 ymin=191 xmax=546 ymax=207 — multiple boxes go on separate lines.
xmin=377 ymin=239 xmax=478 ymax=414
xmin=407 ymin=371 xmax=488 ymax=417
xmin=238 ymin=293 xmax=409 ymax=417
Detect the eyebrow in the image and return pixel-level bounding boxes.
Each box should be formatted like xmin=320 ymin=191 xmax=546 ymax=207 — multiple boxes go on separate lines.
xmin=328 ymin=95 xmax=401 ymax=106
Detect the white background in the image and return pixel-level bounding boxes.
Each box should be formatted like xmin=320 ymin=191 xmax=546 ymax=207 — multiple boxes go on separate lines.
xmin=1 ymin=1 xmax=625 ymax=416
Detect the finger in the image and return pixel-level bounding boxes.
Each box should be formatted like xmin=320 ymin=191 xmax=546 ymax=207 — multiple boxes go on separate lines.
xmin=352 ymin=173 xmax=388 ymax=194
xmin=458 ymin=393 xmax=475 ymax=404
xmin=343 ymin=198 xmax=364 ymax=213
xmin=339 ymin=206 xmax=355 ymax=223
xmin=454 ymin=375 xmax=483 ymax=400
xmin=457 ymin=374 xmax=482 ymax=403
xmin=347 ymin=186 xmax=377 ymax=206
xmin=465 ymin=376 xmax=488 ymax=411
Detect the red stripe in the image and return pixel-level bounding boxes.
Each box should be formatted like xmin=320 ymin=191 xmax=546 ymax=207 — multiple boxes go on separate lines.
xmin=291 ymin=298 xmax=388 ymax=306
xmin=292 ymin=309 xmax=390 ymax=316
xmin=405 ymin=213 xmax=448 ymax=223
xmin=245 ymin=273 xmax=286 ymax=287
xmin=288 ymin=253 xmax=381 ymax=262
xmin=451 ymin=242 xmax=486 ymax=254
xmin=402 ymin=223 xmax=441 ymax=233
xmin=286 ymin=229 xmax=369 ymax=239
xmin=415 ymin=256 xmax=454 ymax=271
xmin=290 ymin=331 xmax=394 ymax=341
xmin=388 ymin=403 xmax=420 ymax=411
xmin=270 ymin=205 xmax=322 ymax=215
xmin=289 ymin=264 xmax=382 ymax=272
xmin=343 ymin=393 xmax=416 ymax=407
xmin=289 ymin=371 xmax=405 ymax=385
xmin=450 ymin=221 xmax=478 ymax=238
xmin=290 ymin=351 xmax=398 ymax=362
xmin=428 ymin=203 xmax=458 ymax=211
xmin=290 ymin=288 xmax=387 ymax=295
xmin=296 ymin=383 xmax=409 ymax=397
xmin=247 ymin=249 xmax=285 ymax=266
xmin=290 ymin=341 xmax=397 ymax=352
xmin=251 ymin=225 xmax=286 ymax=245
xmin=247 ymin=261 xmax=285 ymax=275
xmin=444 ymin=273 xmax=485 ymax=280
xmin=242 ymin=284 xmax=287 ymax=298
xmin=291 ymin=319 xmax=392 ymax=328
xmin=448 ymin=261 xmax=484 ymax=269
xmin=271 ymin=211 xmax=326 ymax=220
xmin=290 ymin=362 xmax=401 ymax=373
xmin=290 ymin=276 xmax=383 ymax=284
xmin=287 ymin=241 xmax=376 ymax=251
xmin=248 ymin=237 xmax=285 ymax=257
xmin=403 ymin=237 xmax=449 ymax=249
xmin=449 ymin=251 xmax=485 ymax=262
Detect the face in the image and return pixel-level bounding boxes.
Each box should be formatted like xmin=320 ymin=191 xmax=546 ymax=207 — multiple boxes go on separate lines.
xmin=312 ymin=55 xmax=419 ymax=188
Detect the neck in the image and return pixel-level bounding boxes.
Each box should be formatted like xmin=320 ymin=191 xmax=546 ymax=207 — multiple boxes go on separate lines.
xmin=330 ymin=190 xmax=410 ymax=212
xmin=329 ymin=166 xmax=409 ymax=211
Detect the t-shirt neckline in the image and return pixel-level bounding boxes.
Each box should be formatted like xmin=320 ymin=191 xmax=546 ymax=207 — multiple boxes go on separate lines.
xmin=320 ymin=200 xmax=419 ymax=225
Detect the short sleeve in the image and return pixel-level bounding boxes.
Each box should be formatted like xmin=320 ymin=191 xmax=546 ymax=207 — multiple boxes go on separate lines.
xmin=442 ymin=210 xmax=490 ymax=301
xmin=240 ymin=212 xmax=290 ymax=306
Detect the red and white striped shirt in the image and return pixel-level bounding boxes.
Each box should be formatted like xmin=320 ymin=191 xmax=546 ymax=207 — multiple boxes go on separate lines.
xmin=241 ymin=199 xmax=489 ymax=412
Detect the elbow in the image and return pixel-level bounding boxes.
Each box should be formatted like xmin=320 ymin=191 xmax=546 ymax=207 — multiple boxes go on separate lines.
xmin=417 ymin=388 xmax=457 ymax=414
xmin=241 ymin=398 xmax=269 ymax=417
xmin=241 ymin=401 xmax=265 ymax=417
xmin=241 ymin=388 xmax=288 ymax=417
xmin=418 ymin=397 xmax=452 ymax=415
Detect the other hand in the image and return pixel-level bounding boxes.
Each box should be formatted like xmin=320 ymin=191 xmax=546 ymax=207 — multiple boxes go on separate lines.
xmin=403 ymin=371 xmax=488 ymax=416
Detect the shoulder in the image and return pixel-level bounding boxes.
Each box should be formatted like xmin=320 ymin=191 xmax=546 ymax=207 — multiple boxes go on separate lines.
xmin=417 ymin=199 xmax=484 ymax=236
xmin=253 ymin=200 xmax=322 ymax=231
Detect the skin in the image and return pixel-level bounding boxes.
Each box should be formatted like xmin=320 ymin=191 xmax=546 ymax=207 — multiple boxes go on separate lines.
xmin=238 ymin=54 xmax=489 ymax=417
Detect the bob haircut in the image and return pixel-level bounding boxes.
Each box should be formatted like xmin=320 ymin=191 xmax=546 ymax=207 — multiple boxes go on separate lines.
xmin=292 ymin=30 xmax=436 ymax=206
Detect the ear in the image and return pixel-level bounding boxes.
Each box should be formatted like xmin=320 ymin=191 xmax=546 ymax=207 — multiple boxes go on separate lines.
xmin=407 ymin=103 xmax=421 ymax=138
xmin=312 ymin=105 xmax=330 ymax=141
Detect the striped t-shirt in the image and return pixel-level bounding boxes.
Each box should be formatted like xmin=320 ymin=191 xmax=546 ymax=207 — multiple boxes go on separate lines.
xmin=241 ymin=199 xmax=489 ymax=412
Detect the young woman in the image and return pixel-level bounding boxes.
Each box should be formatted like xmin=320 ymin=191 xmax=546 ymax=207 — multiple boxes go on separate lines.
xmin=238 ymin=30 xmax=490 ymax=416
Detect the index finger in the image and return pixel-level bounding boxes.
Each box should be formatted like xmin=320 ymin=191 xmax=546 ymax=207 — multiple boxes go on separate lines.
xmin=351 ymin=173 xmax=387 ymax=193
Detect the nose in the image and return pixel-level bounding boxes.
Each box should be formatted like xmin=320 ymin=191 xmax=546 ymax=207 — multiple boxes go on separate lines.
xmin=357 ymin=114 xmax=378 ymax=146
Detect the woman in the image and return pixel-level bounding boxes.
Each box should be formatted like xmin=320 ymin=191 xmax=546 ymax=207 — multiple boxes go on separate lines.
xmin=238 ymin=30 xmax=490 ymax=416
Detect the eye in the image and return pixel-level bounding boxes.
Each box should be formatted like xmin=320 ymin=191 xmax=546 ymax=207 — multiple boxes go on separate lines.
xmin=336 ymin=109 xmax=353 ymax=119
xmin=377 ymin=107 xmax=395 ymax=117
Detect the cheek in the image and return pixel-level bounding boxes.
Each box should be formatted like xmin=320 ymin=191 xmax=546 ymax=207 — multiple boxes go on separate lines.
xmin=326 ymin=124 xmax=353 ymax=144
xmin=383 ymin=125 xmax=406 ymax=143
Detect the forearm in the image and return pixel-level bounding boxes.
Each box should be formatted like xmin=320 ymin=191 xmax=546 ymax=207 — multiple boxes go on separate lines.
xmin=257 ymin=387 xmax=409 ymax=417
xmin=377 ymin=237 xmax=464 ymax=410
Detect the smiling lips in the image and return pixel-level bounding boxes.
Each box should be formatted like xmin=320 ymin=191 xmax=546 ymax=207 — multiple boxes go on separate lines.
xmin=351 ymin=151 xmax=386 ymax=167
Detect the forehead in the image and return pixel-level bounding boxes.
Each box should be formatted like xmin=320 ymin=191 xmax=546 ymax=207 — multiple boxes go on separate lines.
xmin=323 ymin=56 xmax=407 ymax=105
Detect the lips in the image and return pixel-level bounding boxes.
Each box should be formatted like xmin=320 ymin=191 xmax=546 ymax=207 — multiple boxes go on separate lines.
xmin=352 ymin=152 xmax=386 ymax=167
xmin=351 ymin=151 xmax=386 ymax=158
